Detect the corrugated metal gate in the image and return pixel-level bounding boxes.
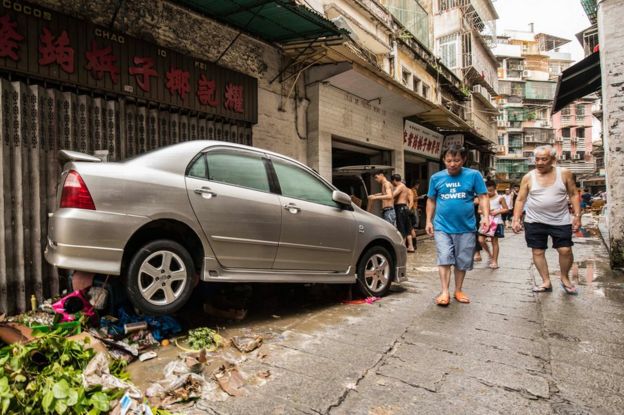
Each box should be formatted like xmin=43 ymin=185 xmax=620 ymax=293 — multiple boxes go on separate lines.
xmin=0 ymin=78 xmax=252 ymax=314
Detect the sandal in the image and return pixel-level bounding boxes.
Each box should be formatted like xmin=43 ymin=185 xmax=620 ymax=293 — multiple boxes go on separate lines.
xmin=532 ymin=285 xmax=552 ymax=293
xmin=560 ymin=282 xmax=578 ymax=295
xmin=454 ymin=291 xmax=470 ymax=303
xmin=489 ymin=262 xmax=499 ymax=269
xmin=435 ymin=293 xmax=450 ymax=306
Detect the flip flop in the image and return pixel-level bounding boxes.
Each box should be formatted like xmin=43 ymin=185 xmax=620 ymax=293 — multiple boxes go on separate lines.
xmin=435 ymin=293 xmax=450 ymax=306
xmin=489 ymin=263 xmax=500 ymax=269
xmin=532 ymin=285 xmax=552 ymax=293
xmin=560 ymin=282 xmax=578 ymax=296
xmin=454 ymin=291 xmax=470 ymax=303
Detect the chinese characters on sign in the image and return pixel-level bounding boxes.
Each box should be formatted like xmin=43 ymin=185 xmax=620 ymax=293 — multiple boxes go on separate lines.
xmin=0 ymin=14 xmax=23 ymax=61
xmin=442 ymin=134 xmax=464 ymax=151
xmin=403 ymin=120 xmax=443 ymax=159
xmin=38 ymin=27 xmax=74 ymax=73
xmin=0 ymin=4 xmax=257 ymax=123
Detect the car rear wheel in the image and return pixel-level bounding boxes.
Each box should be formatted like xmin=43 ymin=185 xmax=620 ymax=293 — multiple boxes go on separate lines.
xmin=356 ymin=245 xmax=394 ymax=297
xmin=126 ymin=239 xmax=195 ymax=315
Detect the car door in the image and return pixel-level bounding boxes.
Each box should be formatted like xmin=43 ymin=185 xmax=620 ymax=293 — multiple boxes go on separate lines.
xmin=271 ymin=157 xmax=358 ymax=272
xmin=185 ymin=148 xmax=282 ymax=269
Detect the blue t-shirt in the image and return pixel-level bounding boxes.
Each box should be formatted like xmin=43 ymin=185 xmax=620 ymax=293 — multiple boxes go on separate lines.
xmin=427 ymin=167 xmax=487 ymax=234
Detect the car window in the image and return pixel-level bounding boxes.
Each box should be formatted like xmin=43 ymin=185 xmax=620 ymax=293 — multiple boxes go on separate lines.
xmin=187 ymin=155 xmax=208 ymax=179
xmin=273 ymin=159 xmax=337 ymax=207
xmin=203 ymin=151 xmax=270 ymax=192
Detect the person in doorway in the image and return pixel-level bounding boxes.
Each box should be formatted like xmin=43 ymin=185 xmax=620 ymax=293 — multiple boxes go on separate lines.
xmin=478 ymin=180 xmax=509 ymax=269
xmin=502 ymin=188 xmax=514 ymax=228
xmin=391 ymin=174 xmax=416 ymax=253
xmin=368 ymin=172 xmax=396 ymax=226
xmin=426 ymin=145 xmax=490 ymax=306
xmin=512 ymin=145 xmax=581 ymax=294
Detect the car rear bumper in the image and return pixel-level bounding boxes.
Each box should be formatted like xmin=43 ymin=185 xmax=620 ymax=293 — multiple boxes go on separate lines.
xmin=45 ymin=209 xmax=149 ymax=275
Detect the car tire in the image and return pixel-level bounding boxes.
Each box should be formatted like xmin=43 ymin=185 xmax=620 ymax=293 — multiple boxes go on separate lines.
xmin=126 ymin=239 xmax=195 ymax=315
xmin=356 ymin=245 xmax=394 ymax=297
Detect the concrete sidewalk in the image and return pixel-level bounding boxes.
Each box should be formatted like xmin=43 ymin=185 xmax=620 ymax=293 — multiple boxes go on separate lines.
xmin=159 ymin=228 xmax=624 ymax=415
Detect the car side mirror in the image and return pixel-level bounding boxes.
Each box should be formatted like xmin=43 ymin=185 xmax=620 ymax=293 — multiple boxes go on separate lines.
xmin=332 ymin=190 xmax=352 ymax=207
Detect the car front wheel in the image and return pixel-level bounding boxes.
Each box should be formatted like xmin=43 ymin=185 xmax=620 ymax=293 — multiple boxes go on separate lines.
xmin=126 ymin=239 xmax=195 ymax=315
xmin=356 ymin=245 xmax=394 ymax=297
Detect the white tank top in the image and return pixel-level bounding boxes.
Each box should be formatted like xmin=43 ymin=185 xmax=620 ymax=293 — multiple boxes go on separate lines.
xmin=490 ymin=195 xmax=504 ymax=224
xmin=524 ymin=167 xmax=571 ymax=226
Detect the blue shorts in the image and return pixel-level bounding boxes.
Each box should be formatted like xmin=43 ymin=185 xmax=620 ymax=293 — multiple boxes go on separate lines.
xmin=382 ymin=207 xmax=396 ymax=226
xmin=434 ymin=231 xmax=476 ymax=271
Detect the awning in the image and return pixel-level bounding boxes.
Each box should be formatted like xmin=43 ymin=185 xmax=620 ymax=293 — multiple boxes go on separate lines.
xmin=173 ymin=0 xmax=345 ymax=43
xmin=552 ymin=51 xmax=601 ymax=113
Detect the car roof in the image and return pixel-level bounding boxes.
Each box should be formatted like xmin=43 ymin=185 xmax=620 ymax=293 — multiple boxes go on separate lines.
xmin=127 ymin=140 xmax=315 ymax=176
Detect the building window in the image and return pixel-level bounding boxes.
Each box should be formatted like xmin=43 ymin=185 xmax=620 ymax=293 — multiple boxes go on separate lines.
xmin=422 ymin=84 xmax=430 ymax=99
xmin=576 ymin=104 xmax=585 ymax=116
xmin=413 ymin=76 xmax=422 ymax=95
xmin=576 ymin=128 xmax=585 ymax=138
xmin=562 ymin=128 xmax=571 ymax=138
xmin=438 ymin=33 xmax=459 ymax=69
xmin=401 ymin=67 xmax=412 ymax=88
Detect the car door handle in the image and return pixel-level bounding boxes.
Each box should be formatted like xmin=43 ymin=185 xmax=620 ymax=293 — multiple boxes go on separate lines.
xmin=194 ymin=187 xmax=217 ymax=199
xmin=283 ymin=203 xmax=301 ymax=214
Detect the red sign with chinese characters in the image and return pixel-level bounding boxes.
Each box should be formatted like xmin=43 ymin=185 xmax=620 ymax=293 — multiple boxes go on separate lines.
xmin=0 ymin=1 xmax=257 ymax=123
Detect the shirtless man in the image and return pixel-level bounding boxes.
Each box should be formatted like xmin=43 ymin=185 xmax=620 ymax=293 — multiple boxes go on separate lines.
xmin=512 ymin=145 xmax=581 ymax=295
xmin=391 ymin=174 xmax=416 ymax=252
xmin=369 ymin=172 xmax=396 ymax=226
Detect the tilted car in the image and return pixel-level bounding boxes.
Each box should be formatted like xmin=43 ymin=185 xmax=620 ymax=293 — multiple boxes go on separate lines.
xmin=45 ymin=141 xmax=407 ymax=315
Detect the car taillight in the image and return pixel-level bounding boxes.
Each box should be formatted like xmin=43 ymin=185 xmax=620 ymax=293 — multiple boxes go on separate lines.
xmin=60 ymin=170 xmax=96 ymax=210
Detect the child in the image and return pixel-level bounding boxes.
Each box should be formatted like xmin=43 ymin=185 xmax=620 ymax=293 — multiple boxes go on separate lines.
xmin=478 ymin=180 xmax=509 ymax=269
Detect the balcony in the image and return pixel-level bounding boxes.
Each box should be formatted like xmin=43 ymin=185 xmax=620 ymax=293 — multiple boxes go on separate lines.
xmin=524 ymin=81 xmax=556 ymax=101
xmin=560 ymin=116 xmax=577 ymax=127
xmin=523 ymin=127 xmax=555 ymax=144
xmin=472 ymin=85 xmax=497 ymax=110
xmin=557 ymin=160 xmax=596 ymax=174
xmin=497 ymin=120 xmax=510 ymax=128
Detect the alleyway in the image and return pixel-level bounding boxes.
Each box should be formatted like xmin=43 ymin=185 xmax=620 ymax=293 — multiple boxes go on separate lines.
xmin=133 ymin=225 xmax=623 ymax=415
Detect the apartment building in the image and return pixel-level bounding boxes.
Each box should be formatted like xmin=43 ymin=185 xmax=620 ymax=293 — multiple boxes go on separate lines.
xmin=491 ymin=29 xmax=590 ymax=181
xmin=433 ymin=0 xmax=500 ymax=172
xmin=552 ymin=98 xmax=595 ymax=175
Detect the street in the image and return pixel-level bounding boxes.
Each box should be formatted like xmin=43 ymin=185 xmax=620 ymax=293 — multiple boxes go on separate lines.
xmin=129 ymin=224 xmax=624 ymax=414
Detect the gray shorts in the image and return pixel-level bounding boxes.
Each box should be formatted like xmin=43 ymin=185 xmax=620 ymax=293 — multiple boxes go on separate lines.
xmin=434 ymin=231 xmax=476 ymax=271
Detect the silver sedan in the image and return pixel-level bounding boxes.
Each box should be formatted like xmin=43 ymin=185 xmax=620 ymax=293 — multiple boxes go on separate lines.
xmin=45 ymin=141 xmax=407 ymax=315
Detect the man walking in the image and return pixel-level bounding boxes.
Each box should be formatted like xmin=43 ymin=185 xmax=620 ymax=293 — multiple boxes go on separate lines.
xmin=512 ymin=145 xmax=581 ymax=294
xmin=426 ymin=145 xmax=490 ymax=306
xmin=369 ymin=172 xmax=396 ymax=226
xmin=391 ymin=174 xmax=416 ymax=252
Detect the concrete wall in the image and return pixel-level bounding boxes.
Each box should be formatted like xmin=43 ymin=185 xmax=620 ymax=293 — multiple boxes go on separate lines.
xmin=598 ymin=0 xmax=624 ymax=267
xmin=306 ymin=82 xmax=405 ymax=180
xmin=30 ymin=0 xmax=305 ymax=161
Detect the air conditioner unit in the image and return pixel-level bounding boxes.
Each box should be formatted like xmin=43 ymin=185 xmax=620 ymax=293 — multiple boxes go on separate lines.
xmin=522 ymin=70 xmax=530 ymax=77
xmin=573 ymin=154 xmax=581 ymax=160
xmin=524 ymin=135 xmax=534 ymax=142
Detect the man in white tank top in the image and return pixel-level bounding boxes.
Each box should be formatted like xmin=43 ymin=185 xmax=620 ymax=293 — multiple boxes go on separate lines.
xmin=512 ymin=146 xmax=581 ymax=294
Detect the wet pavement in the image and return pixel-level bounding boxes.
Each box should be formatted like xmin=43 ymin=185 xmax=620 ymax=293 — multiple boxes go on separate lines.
xmin=129 ymin=217 xmax=624 ymax=414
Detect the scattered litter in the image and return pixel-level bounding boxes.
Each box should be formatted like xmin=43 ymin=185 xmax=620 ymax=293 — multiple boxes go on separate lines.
xmin=214 ymin=365 xmax=246 ymax=397
xmin=0 ymin=322 xmax=33 ymax=344
xmin=52 ymin=289 xmax=97 ymax=323
xmin=271 ymin=315 xmax=281 ymax=319
xmin=179 ymin=327 xmax=223 ymax=352
xmin=342 ymin=296 xmax=382 ymax=305
xmin=99 ymin=308 xmax=181 ymax=342
xmin=139 ymin=351 xmax=158 ymax=362
xmin=231 ymin=335 xmax=263 ymax=353
xmin=83 ymin=352 xmax=142 ymax=398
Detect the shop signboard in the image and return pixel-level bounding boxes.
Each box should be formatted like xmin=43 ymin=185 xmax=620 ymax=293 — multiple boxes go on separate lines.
xmin=0 ymin=0 xmax=258 ymax=123
xmin=403 ymin=120 xmax=443 ymax=160
xmin=443 ymin=134 xmax=464 ymax=150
